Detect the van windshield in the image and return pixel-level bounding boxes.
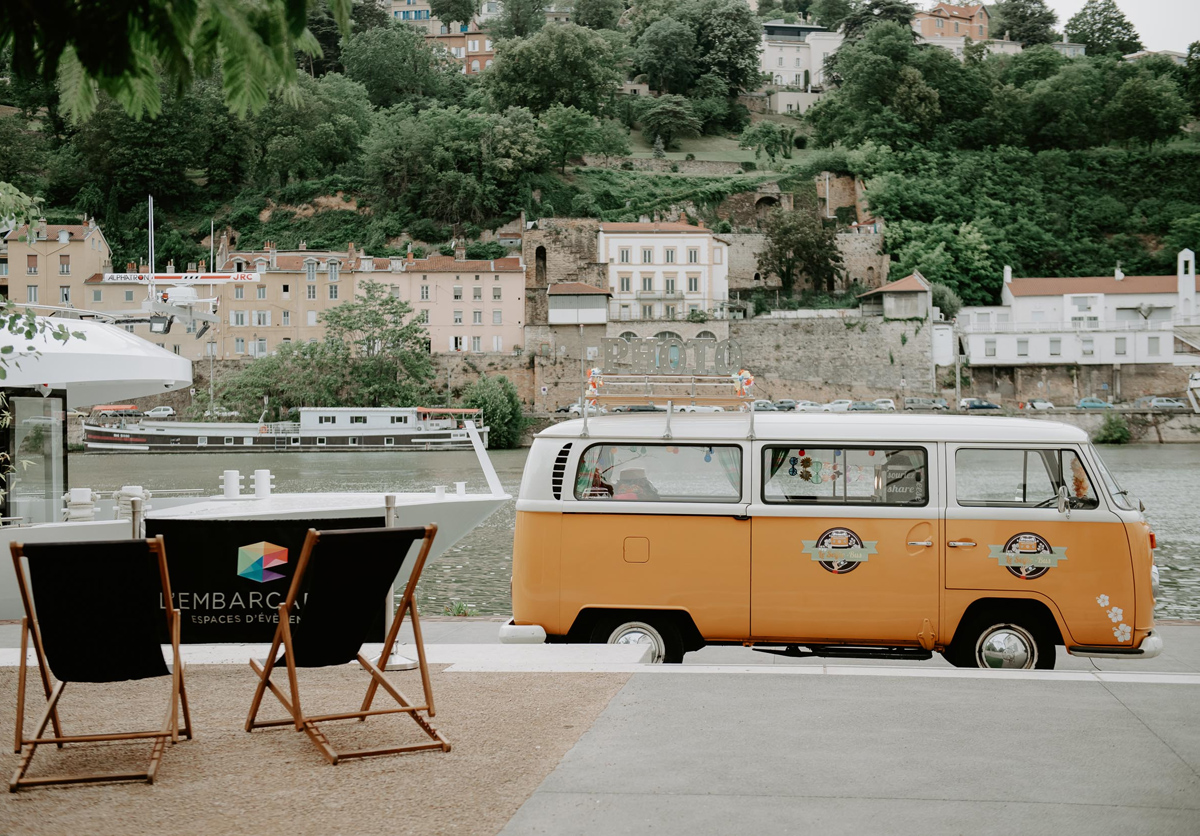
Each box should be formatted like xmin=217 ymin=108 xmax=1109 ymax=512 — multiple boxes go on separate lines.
xmin=1088 ymin=444 xmax=1136 ymax=511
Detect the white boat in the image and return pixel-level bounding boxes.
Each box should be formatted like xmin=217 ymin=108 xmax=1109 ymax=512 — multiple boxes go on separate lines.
xmin=84 ymin=406 xmax=489 ymax=452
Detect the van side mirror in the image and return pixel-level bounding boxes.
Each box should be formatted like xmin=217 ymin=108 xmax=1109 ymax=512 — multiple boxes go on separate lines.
xmin=1057 ymin=484 xmax=1070 ymax=518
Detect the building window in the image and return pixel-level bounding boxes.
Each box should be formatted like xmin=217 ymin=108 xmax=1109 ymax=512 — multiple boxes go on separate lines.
xmin=306 ymin=262 xmax=316 ymax=282
xmin=0 ymin=261 xmax=7 ymax=276
xmin=254 ymin=310 xmax=270 ymax=327
xmin=57 ymin=286 xmax=69 ymax=303
xmin=1115 ymin=337 xmax=1127 ymax=356
xmin=91 ymin=288 xmax=102 ymax=302
xmin=257 ymin=286 xmax=266 ymax=300
xmin=688 ymin=275 xmax=699 ymax=293
xmin=665 ymin=249 xmax=675 ymax=264
xmin=777 ymin=57 xmax=783 ymax=67
xmin=471 ymin=335 xmax=481 ymax=352
xmin=1148 ymin=336 xmax=1160 ymax=356
xmin=472 ymin=310 xmax=482 ymax=324
xmin=642 ymin=275 xmax=653 ymax=291
xmin=282 ymin=311 xmax=290 ymax=326
xmin=1049 ymin=338 xmax=1061 ymax=356
xmin=665 ymin=277 xmax=676 ymax=294
xmin=307 ymin=285 xmax=317 ymax=300
xmin=714 ymin=247 xmax=723 ymax=265
xmin=281 ymin=284 xmax=290 ymax=299
xmin=1082 ymin=339 xmax=1094 ymax=357
xmin=328 ymin=262 xmax=339 ymax=281
xmin=454 ymin=310 xmax=463 ymax=324
xmin=1017 ymin=339 xmax=1029 ymax=357
xmin=307 ymin=310 xmax=317 ymax=326
xmin=492 ymin=286 xmax=501 ymax=300
xmin=493 ymin=309 xmax=502 ymax=324
xmin=642 ymin=248 xmax=653 ymax=264
xmin=473 ymin=286 xmax=482 ymax=300
xmin=641 ymin=304 xmax=654 ymax=319
xmin=620 ymin=304 xmax=630 ymax=320
xmin=665 ymin=305 xmax=676 ymax=318
xmin=452 ymin=336 xmax=464 ymax=351
xmin=687 ymin=248 xmax=699 ymax=264
xmin=26 ymin=255 xmax=37 ymax=275
xmin=235 ymin=337 xmax=245 ymax=354
xmin=619 ymin=275 xmax=631 ymax=292
xmin=420 ymin=284 xmax=429 ymax=300
xmin=985 ymin=339 xmax=996 ymax=357
xmin=59 ymin=255 xmax=70 ymax=275
xmin=619 ymin=248 xmax=631 ymax=264
xmin=329 ymin=285 xmax=338 ymax=300
xmin=454 ymin=286 xmax=463 ymax=300
xmin=233 ymin=311 xmax=246 ymax=326
xmin=493 ymin=335 xmax=503 ymax=351
xmin=26 ymin=285 xmax=37 ymax=303
xmin=936 ymin=17 xmax=943 ymax=27
xmin=235 ymin=285 xmax=244 ymax=299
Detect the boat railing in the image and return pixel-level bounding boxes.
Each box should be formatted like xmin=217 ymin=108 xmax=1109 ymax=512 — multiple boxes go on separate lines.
xmin=259 ymin=422 xmax=301 ymax=435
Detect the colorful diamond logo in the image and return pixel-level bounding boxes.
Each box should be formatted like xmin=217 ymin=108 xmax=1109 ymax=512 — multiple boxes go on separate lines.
xmin=237 ymin=541 xmax=288 ymax=583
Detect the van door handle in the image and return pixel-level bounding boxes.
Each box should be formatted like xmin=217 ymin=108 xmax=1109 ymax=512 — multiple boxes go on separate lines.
xmin=948 ymin=540 xmax=977 ymax=548
xmin=907 ymin=540 xmax=933 ymax=547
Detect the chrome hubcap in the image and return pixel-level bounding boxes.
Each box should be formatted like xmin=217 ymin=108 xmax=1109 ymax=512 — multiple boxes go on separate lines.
xmin=609 ymin=623 xmax=665 ymax=663
xmin=977 ymin=625 xmax=1036 ymax=669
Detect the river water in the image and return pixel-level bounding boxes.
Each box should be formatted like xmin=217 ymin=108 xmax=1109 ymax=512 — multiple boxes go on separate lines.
xmin=69 ymin=444 xmax=1200 ymax=620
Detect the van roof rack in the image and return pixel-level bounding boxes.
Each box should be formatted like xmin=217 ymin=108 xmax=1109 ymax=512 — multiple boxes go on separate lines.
xmin=581 ymin=373 xmax=757 ymax=440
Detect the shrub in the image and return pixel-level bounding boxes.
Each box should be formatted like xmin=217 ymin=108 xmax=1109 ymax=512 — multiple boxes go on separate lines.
xmin=620 ymin=161 xmax=634 ymax=170
xmin=463 ymin=375 xmax=526 ymax=449
xmin=670 ymin=163 xmax=679 ymax=172
xmin=713 ymin=219 xmax=732 ymax=234
xmin=1093 ymin=413 xmax=1132 ymax=445
xmin=465 ymin=241 xmax=509 ymax=260
xmin=931 ymin=282 xmax=964 ymax=320
xmin=740 ymin=160 xmax=757 ymax=172
xmin=409 ymin=218 xmax=449 ymax=242
xmin=685 ymin=153 xmax=696 ymax=161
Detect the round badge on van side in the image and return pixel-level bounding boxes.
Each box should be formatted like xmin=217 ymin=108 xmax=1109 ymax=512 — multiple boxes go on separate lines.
xmin=990 ymin=532 xmax=1068 ymax=580
xmin=803 ymin=527 xmax=878 ymax=574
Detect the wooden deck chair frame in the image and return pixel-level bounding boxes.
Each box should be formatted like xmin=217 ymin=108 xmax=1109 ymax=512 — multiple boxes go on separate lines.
xmin=9 ymin=536 xmax=192 ymax=792
xmin=244 ymin=523 xmax=450 ymax=764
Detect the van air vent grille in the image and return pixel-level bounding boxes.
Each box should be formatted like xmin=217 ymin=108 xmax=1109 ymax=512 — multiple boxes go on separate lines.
xmin=551 ymin=443 xmax=573 ymax=500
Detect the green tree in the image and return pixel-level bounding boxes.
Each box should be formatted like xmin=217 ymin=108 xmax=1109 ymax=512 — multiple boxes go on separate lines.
xmin=1064 ymin=0 xmax=1142 ymax=57
xmin=430 ymin=0 xmax=479 ymax=28
xmin=887 ymin=219 xmax=1001 ymax=306
xmin=930 ymin=282 xmax=963 ymax=320
xmin=810 ymin=0 xmax=853 ymax=29
xmin=592 ymin=119 xmax=632 ymax=162
xmin=739 ymin=121 xmax=788 ymax=163
xmin=678 ymin=0 xmax=763 ymax=93
xmin=1 ymin=0 xmax=351 ymax=122
xmin=321 ymin=280 xmax=435 ymax=407
xmin=341 ymin=22 xmax=451 ymax=108
xmin=841 ymin=0 xmax=916 ymax=42
xmin=488 ymin=24 xmax=621 ymax=114
xmin=635 ymin=18 xmax=697 ymax=94
xmin=1025 ymin=59 xmax=1107 ymax=150
xmin=304 ymin=0 xmax=391 ymax=77
xmin=463 ymin=375 xmax=525 ymax=448
xmin=990 ymin=0 xmax=1058 ymax=46
xmin=637 ymin=94 xmax=701 ymax=149
xmin=493 ymin=0 xmax=547 ymax=38
xmin=1163 ymin=213 xmax=1200 ymax=256
xmin=573 ymin=0 xmax=624 ymax=30
xmin=217 ymin=340 xmax=354 ymax=414
xmin=757 ymin=206 xmax=843 ymax=293
xmin=1104 ymin=72 xmax=1188 ymax=148
xmin=541 ymin=104 xmax=599 ymax=172
xmin=1183 ymin=42 xmax=1200 ymax=118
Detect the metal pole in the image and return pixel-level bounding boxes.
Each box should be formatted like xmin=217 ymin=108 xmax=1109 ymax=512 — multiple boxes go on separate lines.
xmin=130 ymin=497 xmax=144 ymax=538
xmin=383 ymin=494 xmax=396 ymax=640
xmin=580 ymin=322 xmax=589 ymax=437
xmin=953 ymin=326 xmax=962 ymax=409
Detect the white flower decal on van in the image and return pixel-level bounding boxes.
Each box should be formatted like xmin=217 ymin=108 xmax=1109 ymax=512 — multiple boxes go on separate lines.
xmin=1096 ymin=594 xmax=1109 ymax=607
xmin=1113 ymin=623 xmax=1132 ymax=642
xmin=1107 ymin=606 xmax=1123 ymax=623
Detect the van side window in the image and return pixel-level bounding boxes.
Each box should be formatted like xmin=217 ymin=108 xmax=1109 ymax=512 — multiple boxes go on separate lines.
xmin=955 ymin=448 xmax=1098 ymax=509
xmin=763 ymin=447 xmax=927 ymax=506
xmin=574 ymin=444 xmax=742 ymax=502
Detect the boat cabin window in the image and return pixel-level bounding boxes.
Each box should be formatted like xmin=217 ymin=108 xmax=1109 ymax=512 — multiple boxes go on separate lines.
xmin=197 ymin=437 xmax=207 ymax=446
xmin=317 ymin=437 xmax=326 ymax=446
xmin=318 ymin=415 xmax=335 ymax=425
xmin=574 ymin=444 xmax=742 ymax=503
xmin=390 ymin=415 xmax=409 ymax=424
xmin=224 ymin=437 xmax=234 ymax=445
xmin=349 ymin=437 xmax=359 ymax=446
xmin=763 ymin=447 xmax=928 ymax=506
xmin=384 ymin=437 xmax=395 ymax=446
xmin=955 ymin=448 xmax=1098 ymax=509
xmin=350 ymin=416 xmax=367 ymax=424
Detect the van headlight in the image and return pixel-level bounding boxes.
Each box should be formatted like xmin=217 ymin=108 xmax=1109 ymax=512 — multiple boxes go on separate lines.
xmin=1151 ymin=564 xmax=1161 ymax=598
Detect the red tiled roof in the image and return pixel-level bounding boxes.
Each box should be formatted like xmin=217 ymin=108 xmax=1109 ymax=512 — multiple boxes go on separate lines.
xmin=5 ymin=224 xmax=94 ymax=241
xmin=219 ymin=252 xmax=523 ymax=273
xmin=858 ymin=272 xmax=929 ymax=297
xmin=921 ymin=3 xmax=986 ymax=21
xmin=1007 ymin=275 xmax=1200 ymax=297
xmin=599 ymin=223 xmax=711 ymax=234
xmin=548 ymin=282 xmax=611 ymax=296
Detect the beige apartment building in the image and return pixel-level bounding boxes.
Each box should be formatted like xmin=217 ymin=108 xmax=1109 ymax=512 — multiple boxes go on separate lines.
xmin=912 ymin=2 xmax=988 ymax=41
xmin=2 ymin=218 xmax=113 ymax=308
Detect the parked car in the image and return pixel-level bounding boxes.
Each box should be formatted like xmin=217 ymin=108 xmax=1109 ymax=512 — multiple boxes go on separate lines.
xmin=873 ymin=399 xmax=896 ymax=412
xmin=204 ymin=406 xmax=240 ymax=418
xmin=903 ymin=398 xmax=945 ymax=411
xmin=555 ymin=404 xmax=574 ymax=414
xmin=752 ymin=400 xmax=778 ymax=411
xmin=1023 ymin=398 xmax=1055 ymax=411
xmin=1077 ymin=397 xmax=1112 ymax=410
xmin=612 ymin=404 xmax=665 ymax=413
xmin=568 ymin=402 xmax=606 ymax=417
xmin=773 ymin=399 xmax=797 ymax=412
xmin=965 ymin=399 xmax=1002 ymax=411
xmin=145 ymin=406 xmax=176 ymax=418
xmin=793 ymin=400 xmax=824 ymax=412
xmin=848 ymin=401 xmax=880 ymax=411
xmin=1133 ymin=396 xmax=1188 ymax=411
xmin=932 ymin=398 xmax=949 ymax=410
xmin=675 ymin=405 xmax=724 ymax=413
xmin=823 ymin=399 xmax=853 ymax=412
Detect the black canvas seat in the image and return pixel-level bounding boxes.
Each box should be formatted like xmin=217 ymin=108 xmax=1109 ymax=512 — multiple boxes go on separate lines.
xmin=244 ymin=524 xmax=449 ymax=764
xmin=9 ymin=537 xmax=192 ymax=791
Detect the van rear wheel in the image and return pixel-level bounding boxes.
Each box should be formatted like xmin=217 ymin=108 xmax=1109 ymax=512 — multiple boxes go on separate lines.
xmin=947 ymin=616 xmax=1055 ymax=670
xmin=591 ymin=615 xmax=684 ymax=664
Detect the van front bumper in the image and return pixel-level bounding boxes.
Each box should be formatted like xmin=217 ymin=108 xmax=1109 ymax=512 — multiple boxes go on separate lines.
xmin=1067 ymin=630 xmax=1164 ymax=660
xmin=498 ymin=618 xmax=547 ymax=644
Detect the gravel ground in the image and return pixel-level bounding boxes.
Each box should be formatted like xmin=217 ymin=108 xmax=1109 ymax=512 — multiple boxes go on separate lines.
xmin=0 ymin=665 xmax=629 ymax=836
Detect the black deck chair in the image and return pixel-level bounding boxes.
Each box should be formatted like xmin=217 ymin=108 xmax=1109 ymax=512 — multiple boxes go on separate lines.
xmin=9 ymin=536 xmax=192 ymax=792
xmin=244 ymin=524 xmax=449 ymax=764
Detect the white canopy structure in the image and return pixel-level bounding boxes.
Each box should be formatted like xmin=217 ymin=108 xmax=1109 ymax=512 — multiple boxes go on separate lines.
xmin=0 ymin=317 xmax=192 ymax=407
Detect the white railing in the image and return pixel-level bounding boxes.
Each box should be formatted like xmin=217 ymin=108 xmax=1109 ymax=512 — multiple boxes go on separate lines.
xmin=960 ymin=320 xmax=1175 ymax=334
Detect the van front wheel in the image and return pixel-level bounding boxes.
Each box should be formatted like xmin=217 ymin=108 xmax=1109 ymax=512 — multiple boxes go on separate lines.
xmin=592 ymin=616 xmax=684 ymax=664
xmin=947 ymin=617 xmax=1055 ymax=670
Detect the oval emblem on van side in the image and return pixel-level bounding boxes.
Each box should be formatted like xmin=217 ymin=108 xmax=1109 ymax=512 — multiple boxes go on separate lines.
xmin=803 ymin=527 xmax=878 ymax=575
xmin=990 ymin=533 xmax=1068 ymax=580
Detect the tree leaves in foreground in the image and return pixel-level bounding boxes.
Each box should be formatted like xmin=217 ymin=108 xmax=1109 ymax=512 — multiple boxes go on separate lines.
xmin=463 ymin=376 xmax=526 ymax=449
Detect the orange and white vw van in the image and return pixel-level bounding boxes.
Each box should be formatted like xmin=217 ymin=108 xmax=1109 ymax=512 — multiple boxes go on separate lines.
xmin=500 ymin=413 xmax=1163 ymax=669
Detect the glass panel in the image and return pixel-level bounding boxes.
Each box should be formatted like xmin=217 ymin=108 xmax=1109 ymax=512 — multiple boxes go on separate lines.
xmin=1088 ymin=445 xmax=1134 ymax=511
xmin=956 ymin=448 xmax=1098 ymax=509
xmin=574 ymin=444 xmax=741 ymax=503
xmin=7 ymin=397 xmax=65 ymax=524
xmin=763 ymin=446 xmax=927 ymax=506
